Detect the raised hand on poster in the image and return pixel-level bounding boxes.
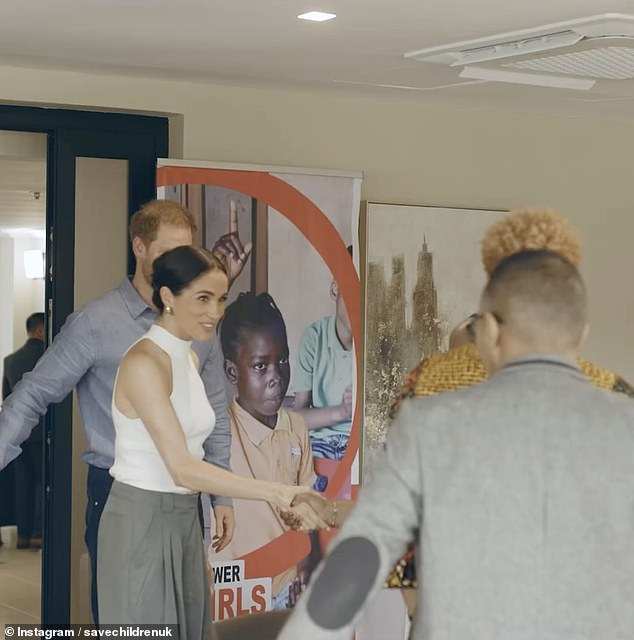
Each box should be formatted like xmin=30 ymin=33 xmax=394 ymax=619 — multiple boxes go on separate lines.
xmin=211 ymin=199 xmax=253 ymax=286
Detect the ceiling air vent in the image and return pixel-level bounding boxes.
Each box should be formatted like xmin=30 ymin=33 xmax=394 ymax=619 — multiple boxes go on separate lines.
xmin=505 ymin=45 xmax=634 ymax=80
xmin=404 ymin=14 xmax=634 ymax=90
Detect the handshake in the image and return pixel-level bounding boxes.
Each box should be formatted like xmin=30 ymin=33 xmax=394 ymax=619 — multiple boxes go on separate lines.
xmin=280 ymin=490 xmax=349 ymax=532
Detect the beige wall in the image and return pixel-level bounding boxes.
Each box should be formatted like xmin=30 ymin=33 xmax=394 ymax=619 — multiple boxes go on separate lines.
xmin=0 ymin=64 xmax=632 ymax=379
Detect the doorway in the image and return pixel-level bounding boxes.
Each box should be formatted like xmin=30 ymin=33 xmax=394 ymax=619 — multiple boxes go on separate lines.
xmin=0 ymin=129 xmax=47 ymax=626
xmin=0 ymin=105 xmax=168 ymax=624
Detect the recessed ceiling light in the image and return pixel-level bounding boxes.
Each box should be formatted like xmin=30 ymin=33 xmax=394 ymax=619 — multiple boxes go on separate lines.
xmin=298 ymin=11 xmax=337 ymax=22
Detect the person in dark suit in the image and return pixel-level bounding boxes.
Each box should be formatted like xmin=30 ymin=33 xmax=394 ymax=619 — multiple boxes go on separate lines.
xmin=2 ymin=312 xmax=45 ymax=550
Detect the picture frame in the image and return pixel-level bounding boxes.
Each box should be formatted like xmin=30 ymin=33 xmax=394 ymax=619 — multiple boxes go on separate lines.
xmin=361 ymin=201 xmax=505 ymax=476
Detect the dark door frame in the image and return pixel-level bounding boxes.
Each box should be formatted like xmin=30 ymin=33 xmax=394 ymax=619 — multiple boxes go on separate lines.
xmin=0 ymin=105 xmax=168 ymax=623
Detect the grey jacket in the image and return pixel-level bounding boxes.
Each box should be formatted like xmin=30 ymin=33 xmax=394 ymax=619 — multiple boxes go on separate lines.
xmin=280 ymin=355 xmax=634 ymax=640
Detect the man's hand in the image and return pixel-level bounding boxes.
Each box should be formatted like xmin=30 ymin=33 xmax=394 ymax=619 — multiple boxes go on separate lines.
xmin=211 ymin=504 xmax=235 ymax=552
xmin=211 ymin=200 xmax=253 ymax=286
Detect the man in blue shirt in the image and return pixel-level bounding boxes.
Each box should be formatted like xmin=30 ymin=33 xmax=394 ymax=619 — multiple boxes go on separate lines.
xmin=0 ymin=199 xmax=251 ymax=623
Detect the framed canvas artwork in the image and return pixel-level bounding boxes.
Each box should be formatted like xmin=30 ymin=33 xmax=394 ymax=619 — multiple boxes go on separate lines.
xmin=362 ymin=201 xmax=505 ymax=472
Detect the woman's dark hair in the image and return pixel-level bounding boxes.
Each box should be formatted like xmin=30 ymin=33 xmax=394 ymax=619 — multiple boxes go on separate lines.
xmin=151 ymin=246 xmax=226 ymax=312
xmin=220 ymin=292 xmax=288 ymax=362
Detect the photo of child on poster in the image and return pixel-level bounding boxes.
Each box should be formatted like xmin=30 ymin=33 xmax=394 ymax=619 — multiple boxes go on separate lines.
xmin=160 ymin=165 xmax=361 ymax=620
xmin=215 ymin=291 xmax=321 ymax=612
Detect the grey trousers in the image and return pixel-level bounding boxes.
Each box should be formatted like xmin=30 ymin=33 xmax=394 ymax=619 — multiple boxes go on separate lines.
xmin=97 ymin=481 xmax=215 ymax=640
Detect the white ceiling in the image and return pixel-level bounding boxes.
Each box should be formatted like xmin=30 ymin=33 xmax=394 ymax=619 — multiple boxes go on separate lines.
xmin=2 ymin=0 xmax=634 ymax=233
xmin=2 ymin=0 xmax=634 ymax=121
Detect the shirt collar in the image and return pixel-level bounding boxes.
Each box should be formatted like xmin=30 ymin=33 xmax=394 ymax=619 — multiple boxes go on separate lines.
xmin=497 ymin=354 xmax=583 ymax=378
xmin=231 ymin=399 xmax=290 ymax=446
xmin=118 ymin=277 xmax=154 ymax=320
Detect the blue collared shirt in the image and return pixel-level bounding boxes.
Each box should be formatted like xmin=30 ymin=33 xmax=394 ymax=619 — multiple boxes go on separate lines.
xmin=0 ymin=278 xmax=232 ymax=505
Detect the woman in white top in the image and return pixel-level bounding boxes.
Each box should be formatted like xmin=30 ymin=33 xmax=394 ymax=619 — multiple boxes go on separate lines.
xmin=97 ymin=246 xmax=324 ymax=637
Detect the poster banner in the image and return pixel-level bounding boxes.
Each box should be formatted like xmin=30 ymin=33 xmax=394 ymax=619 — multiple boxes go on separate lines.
xmin=157 ymin=160 xmax=362 ymax=620
xmin=211 ymin=560 xmax=272 ymax=620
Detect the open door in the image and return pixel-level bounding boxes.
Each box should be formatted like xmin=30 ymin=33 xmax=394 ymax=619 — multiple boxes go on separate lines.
xmin=0 ymin=106 xmax=168 ymax=624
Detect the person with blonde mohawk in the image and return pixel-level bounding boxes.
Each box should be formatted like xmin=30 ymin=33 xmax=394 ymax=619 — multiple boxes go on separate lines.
xmin=383 ymin=208 xmax=633 ymax=605
xmin=391 ymin=207 xmax=633 ymax=415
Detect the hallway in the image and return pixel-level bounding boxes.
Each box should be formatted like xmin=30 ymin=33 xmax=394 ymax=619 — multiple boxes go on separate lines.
xmin=0 ymin=526 xmax=40 ymax=637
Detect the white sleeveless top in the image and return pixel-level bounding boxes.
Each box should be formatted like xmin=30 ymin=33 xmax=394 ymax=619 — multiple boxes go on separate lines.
xmin=110 ymin=324 xmax=216 ymax=494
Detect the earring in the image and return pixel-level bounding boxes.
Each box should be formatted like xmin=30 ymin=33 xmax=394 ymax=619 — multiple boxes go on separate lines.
xmin=165 ymin=305 xmax=173 ymax=315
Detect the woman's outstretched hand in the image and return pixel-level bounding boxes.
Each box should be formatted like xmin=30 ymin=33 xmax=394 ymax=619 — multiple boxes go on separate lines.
xmin=274 ymin=483 xmax=312 ymax=510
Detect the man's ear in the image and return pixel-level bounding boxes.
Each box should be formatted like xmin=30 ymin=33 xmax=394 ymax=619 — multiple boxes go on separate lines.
xmin=131 ymin=236 xmax=146 ymax=260
xmin=485 ymin=312 xmax=502 ymax=347
xmin=224 ymin=359 xmax=238 ymax=385
xmin=476 ymin=311 xmax=503 ymax=375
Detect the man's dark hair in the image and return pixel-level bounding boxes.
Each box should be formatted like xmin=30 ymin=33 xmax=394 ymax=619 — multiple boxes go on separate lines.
xmin=220 ymin=292 xmax=288 ymax=362
xmin=26 ymin=312 xmax=45 ymax=334
xmin=151 ymin=246 xmax=226 ymax=311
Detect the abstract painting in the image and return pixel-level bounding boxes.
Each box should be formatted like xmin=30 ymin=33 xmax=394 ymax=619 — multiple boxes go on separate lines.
xmin=362 ymin=202 xmax=504 ymax=472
